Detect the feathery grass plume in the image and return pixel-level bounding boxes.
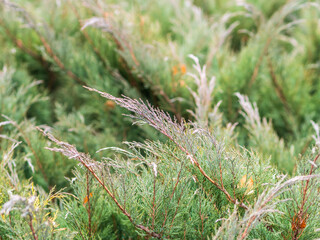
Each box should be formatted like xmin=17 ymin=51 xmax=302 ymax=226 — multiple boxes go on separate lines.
xmin=311 ymin=120 xmax=320 ymax=147
xmin=236 ymin=92 xmax=296 ymax=172
xmin=212 ymin=206 xmax=240 ymax=240
xmin=186 ymin=54 xmax=239 ymax=144
xmin=187 ymin=54 xmax=221 ymax=127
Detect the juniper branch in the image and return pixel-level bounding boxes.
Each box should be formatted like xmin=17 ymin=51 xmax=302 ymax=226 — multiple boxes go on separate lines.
xmin=38 ymin=128 xmax=161 ymax=239
xmin=84 ymin=86 xmax=248 ymax=210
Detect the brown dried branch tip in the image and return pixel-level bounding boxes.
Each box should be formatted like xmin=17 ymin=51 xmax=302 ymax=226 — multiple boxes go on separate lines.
xmin=37 ymin=127 xmax=161 ymax=239
xmin=83 ymin=86 xmax=248 ymax=210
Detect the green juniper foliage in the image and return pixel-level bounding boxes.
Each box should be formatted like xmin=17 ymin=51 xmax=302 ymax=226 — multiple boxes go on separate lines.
xmin=1 ymin=0 xmax=320 ymax=239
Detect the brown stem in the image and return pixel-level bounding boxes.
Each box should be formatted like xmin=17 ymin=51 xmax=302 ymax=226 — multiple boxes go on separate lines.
xmin=161 ymin=162 xmax=184 ymax=232
xmin=199 ymin=193 xmax=204 ymax=240
xmin=300 ymin=154 xmax=319 ymax=209
xmin=241 ymin=214 xmax=256 ymax=240
xmin=28 ymin=215 xmax=38 ymax=240
xmin=165 ymin=132 xmax=248 ymax=210
xmin=86 ymin=170 xmax=92 ymax=240
xmin=168 ymin=186 xmax=185 ymax=235
xmin=149 ymin=116 xmax=247 ymax=209
xmin=219 ymin=160 xmax=224 ymax=189
xmin=292 ymin=153 xmax=320 ymax=240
